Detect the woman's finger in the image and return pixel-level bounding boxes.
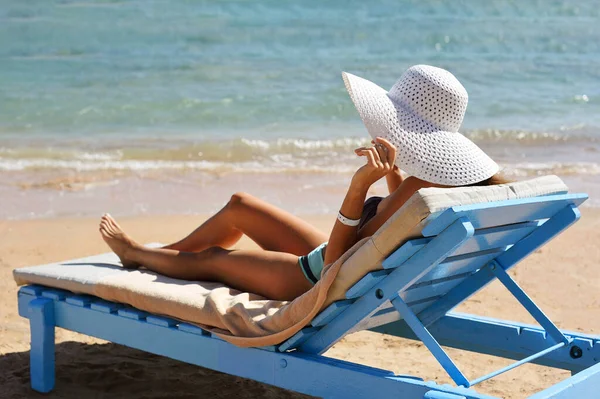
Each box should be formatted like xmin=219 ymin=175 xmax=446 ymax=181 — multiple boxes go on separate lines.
xmin=367 ymin=147 xmax=384 ymax=168
xmin=354 ymin=146 xmax=369 ymax=154
xmin=375 ymin=137 xmax=397 ymax=166
xmin=357 ymin=148 xmax=378 ymax=168
xmin=374 ymin=143 xmax=388 ymax=163
xmin=355 ymin=149 xmax=375 ymax=165
xmin=365 ymin=148 xmax=378 ymax=167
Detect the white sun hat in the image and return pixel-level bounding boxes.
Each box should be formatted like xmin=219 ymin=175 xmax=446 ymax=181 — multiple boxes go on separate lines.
xmin=343 ymin=65 xmax=499 ymax=186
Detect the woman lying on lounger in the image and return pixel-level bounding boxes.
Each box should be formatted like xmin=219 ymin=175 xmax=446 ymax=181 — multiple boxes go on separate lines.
xmin=99 ymin=65 xmax=508 ymax=301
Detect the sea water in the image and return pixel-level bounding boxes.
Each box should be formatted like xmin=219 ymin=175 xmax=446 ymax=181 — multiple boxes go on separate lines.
xmin=1 ymin=0 xmax=599 ymax=218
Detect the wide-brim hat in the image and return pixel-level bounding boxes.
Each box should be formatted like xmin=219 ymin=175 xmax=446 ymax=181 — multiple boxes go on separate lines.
xmin=343 ymin=65 xmax=498 ymax=186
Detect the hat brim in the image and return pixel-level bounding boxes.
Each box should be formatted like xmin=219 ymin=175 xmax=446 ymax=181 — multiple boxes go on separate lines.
xmin=342 ymin=71 xmax=499 ymax=186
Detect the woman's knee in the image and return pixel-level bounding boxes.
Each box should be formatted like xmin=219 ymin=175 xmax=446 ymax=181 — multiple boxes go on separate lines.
xmin=197 ymin=246 xmax=228 ymax=260
xmin=228 ymin=192 xmax=252 ymax=208
xmin=226 ymin=192 xmax=258 ymax=215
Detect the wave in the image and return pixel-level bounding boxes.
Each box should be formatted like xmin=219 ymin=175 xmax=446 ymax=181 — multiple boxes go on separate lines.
xmin=1 ymin=133 xmax=599 ymax=176
xmin=463 ymin=128 xmax=599 ymax=144
xmin=0 ymin=158 xmax=357 ymax=174
xmin=2 ymin=157 xmax=599 ymax=178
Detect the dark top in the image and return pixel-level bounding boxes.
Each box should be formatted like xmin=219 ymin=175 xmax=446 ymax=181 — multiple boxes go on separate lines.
xmin=358 ymin=196 xmax=384 ymax=230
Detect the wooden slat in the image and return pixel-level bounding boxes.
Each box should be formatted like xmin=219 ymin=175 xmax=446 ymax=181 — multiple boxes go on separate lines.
xmin=118 ymin=307 xmax=149 ymax=320
xmin=40 ymin=289 xmax=66 ymax=301
xmin=384 ymin=221 xmax=541 ymax=273
xmin=346 ymin=270 xmax=389 ymax=299
xmin=382 ymin=238 xmax=430 ymax=269
xmin=402 ymin=277 xmax=470 ymax=306
xmin=415 ymin=248 xmax=504 ymax=286
xmin=90 ymin=299 xmax=123 ymax=313
xmin=65 ymin=294 xmax=93 ymax=307
xmin=312 ymin=300 xmax=354 ymax=327
xmin=352 ymin=299 xmax=438 ymax=332
xmin=278 ymin=327 xmax=319 ymax=352
xmin=418 ymin=204 xmax=583 ymax=328
xmin=422 ymin=194 xmax=586 ymax=237
xmin=147 ymin=315 xmax=178 ymax=327
xmin=178 ymin=322 xmax=210 ymax=336
xmin=19 ymin=285 xmax=45 ymax=297
xmin=453 ymin=221 xmax=542 ymax=256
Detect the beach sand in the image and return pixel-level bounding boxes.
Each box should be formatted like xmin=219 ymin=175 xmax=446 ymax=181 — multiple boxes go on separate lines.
xmin=1 ymin=210 xmax=599 ymax=398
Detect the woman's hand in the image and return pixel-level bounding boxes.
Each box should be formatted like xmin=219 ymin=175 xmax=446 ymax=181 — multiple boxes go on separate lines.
xmin=351 ymin=137 xmax=397 ymax=190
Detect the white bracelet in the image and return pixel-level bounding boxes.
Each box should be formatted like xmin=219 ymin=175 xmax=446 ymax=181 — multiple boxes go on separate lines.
xmin=337 ymin=211 xmax=361 ymax=227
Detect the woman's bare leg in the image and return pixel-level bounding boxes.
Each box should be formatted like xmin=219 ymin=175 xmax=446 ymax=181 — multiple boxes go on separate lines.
xmin=99 ymin=215 xmax=312 ymax=300
xmin=164 ymin=192 xmax=328 ymax=256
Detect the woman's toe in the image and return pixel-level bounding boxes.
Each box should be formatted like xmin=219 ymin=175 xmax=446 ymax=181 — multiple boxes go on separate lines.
xmin=107 ymin=217 xmax=119 ymax=230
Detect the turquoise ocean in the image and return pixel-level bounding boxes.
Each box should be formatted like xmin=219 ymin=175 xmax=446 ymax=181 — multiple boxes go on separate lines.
xmin=1 ymin=0 xmax=599 ymax=217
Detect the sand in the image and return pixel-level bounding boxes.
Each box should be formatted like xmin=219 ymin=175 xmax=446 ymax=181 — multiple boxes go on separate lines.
xmin=1 ymin=210 xmax=599 ymax=398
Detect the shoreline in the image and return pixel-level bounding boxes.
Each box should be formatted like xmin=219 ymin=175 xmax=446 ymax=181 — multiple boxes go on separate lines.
xmin=2 ymin=170 xmax=600 ymax=221
xmin=1 ymin=210 xmax=599 ymax=398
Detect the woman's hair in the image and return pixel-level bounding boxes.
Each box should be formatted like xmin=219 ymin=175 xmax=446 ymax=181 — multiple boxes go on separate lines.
xmin=469 ymin=173 xmax=513 ymax=187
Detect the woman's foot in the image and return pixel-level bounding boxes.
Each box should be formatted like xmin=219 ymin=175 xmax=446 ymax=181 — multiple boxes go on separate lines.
xmin=99 ymin=214 xmax=141 ymax=269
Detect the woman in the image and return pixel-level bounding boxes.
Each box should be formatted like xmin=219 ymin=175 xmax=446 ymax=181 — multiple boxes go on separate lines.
xmin=99 ymin=65 xmax=505 ymax=301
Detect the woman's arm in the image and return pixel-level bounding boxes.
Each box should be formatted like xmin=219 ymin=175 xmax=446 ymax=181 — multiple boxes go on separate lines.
xmin=323 ymin=137 xmax=397 ymax=265
xmin=385 ymin=165 xmax=403 ymax=194
xmin=357 ymin=176 xmax=436 ymax=240
xmin=322 ymin=179 xmax=369 ymax=266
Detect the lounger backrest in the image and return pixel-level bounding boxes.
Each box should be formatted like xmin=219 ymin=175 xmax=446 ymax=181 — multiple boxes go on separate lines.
xmin=279 ymin=176 xmax=585 ymax=354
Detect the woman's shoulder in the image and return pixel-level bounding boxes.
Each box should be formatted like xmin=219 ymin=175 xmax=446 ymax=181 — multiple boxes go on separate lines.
xmin=401 ymin=176 xmax=439 ymax=191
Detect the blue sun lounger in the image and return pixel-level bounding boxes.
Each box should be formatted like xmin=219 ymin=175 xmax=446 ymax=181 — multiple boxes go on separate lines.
xmin=17 ymin=192 xmax=600 ymax=398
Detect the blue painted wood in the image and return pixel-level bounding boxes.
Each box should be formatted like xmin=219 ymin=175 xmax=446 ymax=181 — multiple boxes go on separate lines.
xmin=278 ymin=327 xmax=319 ymax=352
xmin=490 ymin=262 xmax=568 ymax=345
xmin=178 ymin=322 xmax=210 ymax=336
xmin=117 ymin=307 xmax=149 ymax=320
xmin=497 ymin=204 xmax=581 ymax=269
xmin=386 ymin=221 xmax=541 ymax=271
xmin=529 ymin=362 xmax=600 ymax=399
xmin=65 ymin=294 xmax=92 ymax=307
xmin=311 ymin=300 xmax=354 ymax=327
xmin=469 ymin=341 xmax=567 ymax=386
xmin=391 ymin=295 xmax=470 ymax=387
xmin=452 ymin=221 xmax=542 ymax=256
xmin=146 ymin=315 xmax=178 ymax=327
xmin=20 ymin=285 xmax=45 ymax=296
xmin=422 ymin=194 xmax=586 ymax=237
xmin=40 ymin=289 xmax=66 ymax=301
xmin=407 ymin=296 xmax=442 ymax=307
xmin=18 ymin=292 xmax=34 ymax=318
xmin=387 ymin=223 xmax=538 ymax=294
xmin=19 ymin=292 xmax=496 ymax=399
xmin=417 ymin=248 xmax=505 ymax=288
xmin=299 ymin=217 xmax=474 ymax=354
xmin=371 ymin=312 xmax=600 ymax=373
xmin=28 ymin=298 xmax=55 ymax=393
xmin=90 ymin=299 xmax=123 ymax=313
xmin=424 ymin=391 xmax=467 ymax=399
xmin=346 ymin=270 xmax=389 ymax=299
xmin=349 ymin=297 xmax=441 ymax=333
xmin=258 ymin=345 xmax=279 ymax=352
xmin=402 ymin=277 xmax=470 ymax=306
xmin=383 ymin=238 xmax=430 ymax=269
xmin=418 ymin=204 xmax=582 ymax=328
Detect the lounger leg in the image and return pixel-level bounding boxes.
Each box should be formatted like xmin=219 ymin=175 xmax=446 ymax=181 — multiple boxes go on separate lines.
xmin=28 ymin=298 xmax=55 ymax=393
